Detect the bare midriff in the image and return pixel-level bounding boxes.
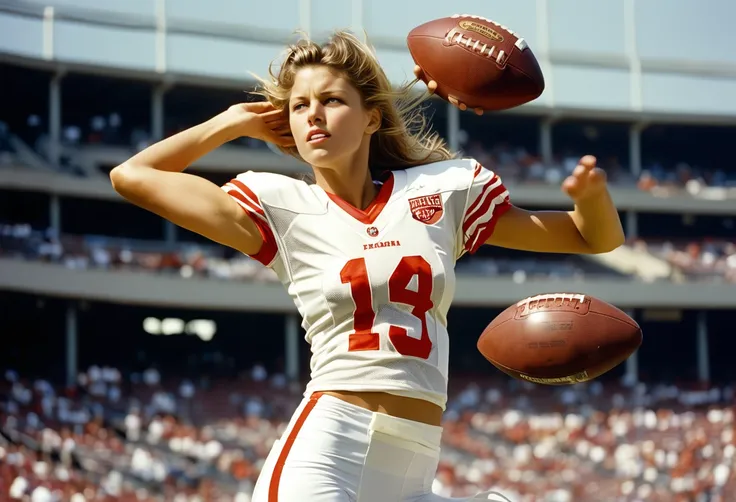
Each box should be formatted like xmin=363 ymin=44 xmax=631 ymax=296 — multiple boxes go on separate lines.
xmin=324 ymin=390 xmax=443 ymax=426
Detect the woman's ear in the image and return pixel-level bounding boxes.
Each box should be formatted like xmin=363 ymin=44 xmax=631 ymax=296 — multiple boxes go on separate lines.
xmin=365 ymin=108 xmax=382 ymax=135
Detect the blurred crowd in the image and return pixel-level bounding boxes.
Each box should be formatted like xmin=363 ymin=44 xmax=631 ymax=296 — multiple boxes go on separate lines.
xmin=0 ymin=224 xmax=278 ymax=284
xmin=463 ymin=140 xmax=632 ymax=188
xmin=6 ymin=221 xmax=736 ymax=284
xmin=461 ymin=139 xmax=736 ymax=198
xmin=5 ymin=220 xmax=736 ymax=284
xmin=630 ymin=239 xmax=736 ymax=284
xmin=0 ymin=223 xmax=616 ymax=283
xmin=3 ymin=116 xmax=736 ymax=197
xmin=1 ymin=364 xmax=734 ymax=502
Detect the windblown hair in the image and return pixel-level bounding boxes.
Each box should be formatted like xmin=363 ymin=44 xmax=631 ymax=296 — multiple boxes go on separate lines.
xmin=253 ymin=30 xmax=456 ymax=177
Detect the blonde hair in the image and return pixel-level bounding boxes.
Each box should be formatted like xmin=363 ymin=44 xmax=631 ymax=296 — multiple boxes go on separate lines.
xmin=253 ymin=30 xmax=456 ymax=177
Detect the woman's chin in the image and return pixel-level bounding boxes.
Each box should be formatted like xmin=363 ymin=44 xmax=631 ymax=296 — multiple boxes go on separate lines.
xmin=303 ymin=149 xmax=338 ymax=165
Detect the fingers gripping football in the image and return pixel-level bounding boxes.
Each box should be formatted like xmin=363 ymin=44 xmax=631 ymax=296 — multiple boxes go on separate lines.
xmin=407 ymin=16 xmax=544 ymax=112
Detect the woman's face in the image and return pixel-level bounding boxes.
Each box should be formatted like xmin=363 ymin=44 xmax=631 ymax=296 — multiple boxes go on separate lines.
xmin=288 ymin=65 xmax=378 ymax=172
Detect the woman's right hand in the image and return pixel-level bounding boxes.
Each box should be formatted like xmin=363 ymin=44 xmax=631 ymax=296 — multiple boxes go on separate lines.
xmin=222 ymin=101 xmax=295 ymax=147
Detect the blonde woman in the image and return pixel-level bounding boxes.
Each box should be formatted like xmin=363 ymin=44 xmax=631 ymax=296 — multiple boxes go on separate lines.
xmin=111 ymin=31 xmax=624 ymax=502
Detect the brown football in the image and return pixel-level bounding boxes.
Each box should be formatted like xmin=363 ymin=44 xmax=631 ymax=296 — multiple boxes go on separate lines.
xmin=407 ymin=14 xmax=545 ymax=111
xmin=478 ymin=293 xmax=642 ymax=385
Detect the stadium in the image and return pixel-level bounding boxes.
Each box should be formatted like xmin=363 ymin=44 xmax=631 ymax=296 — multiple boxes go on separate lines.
xmin=1 ymin=0 xmax=735 ymax=500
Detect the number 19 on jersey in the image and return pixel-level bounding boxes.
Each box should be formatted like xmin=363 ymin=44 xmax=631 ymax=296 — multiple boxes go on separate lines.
xmin=340 ymin=256 xmax=434 ymax=360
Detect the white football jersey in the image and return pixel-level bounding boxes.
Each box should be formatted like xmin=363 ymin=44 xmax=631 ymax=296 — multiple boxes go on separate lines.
xmin=222 ymin=158 xmax=511 ymax=409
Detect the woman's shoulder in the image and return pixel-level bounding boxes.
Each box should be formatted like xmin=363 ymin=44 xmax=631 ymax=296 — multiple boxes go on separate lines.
xmin=402 ymin=157 xmax=480 ymax=190
xmin=226 ymin=170 xmax=319 ymax=209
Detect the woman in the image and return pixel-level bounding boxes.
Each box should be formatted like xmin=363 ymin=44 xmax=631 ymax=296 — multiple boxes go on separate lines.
xmin=111 ymin=31 xmax=624 ymax=502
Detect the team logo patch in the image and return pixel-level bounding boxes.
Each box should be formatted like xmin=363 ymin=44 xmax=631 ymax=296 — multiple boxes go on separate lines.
xmin=409 ymin=194 xmax=444 ymax=224
xmin=366 ymin=226 xmax=379 ymax=237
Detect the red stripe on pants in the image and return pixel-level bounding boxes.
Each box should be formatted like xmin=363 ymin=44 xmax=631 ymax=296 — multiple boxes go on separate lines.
xmin=268 ymin=392 xmax=324 ymax=502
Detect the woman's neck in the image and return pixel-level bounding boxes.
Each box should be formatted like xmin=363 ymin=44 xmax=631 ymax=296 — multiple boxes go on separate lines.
xmin=312 ymin=141 xmax=379 ymax=210
xmin=314 ymin=165 xmax=378 ymax=210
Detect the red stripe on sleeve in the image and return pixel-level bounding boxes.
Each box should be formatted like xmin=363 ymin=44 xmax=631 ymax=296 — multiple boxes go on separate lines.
xmin=463 ymin=176 xmax=498 ymax=230
xmin=230 ymin=179 xmax=265 ymax=217
xmin=227 ymin=187 xmax=262 ymax=215
xmin=465 ymin=197 xmax=512 ymax=254
xmin=463 ymin=181 xmax=506 ymax=235
xmin=225 ymin=181 xmax=278 ymax=266
xmin=247 ymin=216 xmax=279 ymax=266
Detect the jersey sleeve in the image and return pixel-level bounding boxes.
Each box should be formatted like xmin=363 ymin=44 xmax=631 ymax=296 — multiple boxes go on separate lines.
xmin=459 ymin=160 xmax=512 ymax=256
xmin=221 ymin=172 xmax=279 ymax=267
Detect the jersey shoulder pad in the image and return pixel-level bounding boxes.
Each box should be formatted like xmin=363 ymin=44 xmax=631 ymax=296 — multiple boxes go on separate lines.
xmin=224 ymin=171 xmax=326 ymax=215
xmin=403 ymin=158 xmax=480 ymax=193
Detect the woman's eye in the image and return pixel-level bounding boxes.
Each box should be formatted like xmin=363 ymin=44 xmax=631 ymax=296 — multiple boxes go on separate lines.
xmin=325 ymin=97 xmax=341 ymax=104
xmin=292 ymin=103 xmax=306 ymax=111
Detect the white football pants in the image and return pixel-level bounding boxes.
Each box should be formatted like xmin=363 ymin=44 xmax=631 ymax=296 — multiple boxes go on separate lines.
xmin=252 ymin=392 xmax=511 ymax=502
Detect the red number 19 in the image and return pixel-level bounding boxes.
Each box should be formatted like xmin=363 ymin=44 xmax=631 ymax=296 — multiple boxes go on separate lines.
xmin=340 ymin=256 xmax=433 ymax=360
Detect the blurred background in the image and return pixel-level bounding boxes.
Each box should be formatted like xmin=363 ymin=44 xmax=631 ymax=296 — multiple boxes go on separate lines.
xmin=1 ymin=0 xmax=735 ymax=501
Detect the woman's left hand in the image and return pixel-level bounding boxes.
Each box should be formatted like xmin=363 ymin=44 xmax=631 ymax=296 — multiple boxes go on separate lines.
xmin=413 ymin=65 xmax=484 ymax=116
xmin=413 ymin=66 xmax=609 ymax=203
xmin=561 ymin=155 xmax=609 ymax=203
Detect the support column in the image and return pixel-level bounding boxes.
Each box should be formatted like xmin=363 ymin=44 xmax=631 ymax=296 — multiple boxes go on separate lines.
xmin=152 ymin=85 xmax=176 ymax=242
xmin=48 ymin=74 xmax=63 ymax=166
xmin=696 ymin=311 xmax=710 ymax=384
xmin=155 ymin=0 xmax=167 ymax=74
xmin=626 ymin=211 xmax=637 ymax=239
xmin=299 ymin=0 xmax=312 ymax=36
xmin=285 ymin=314 xmax=300 ymax=382
xmin=624 ymin=310 xmax=638 ymax=384
xmin=447 ymin=102 xmax=460 ymax=152
xmin=66 ymin=303 xmax=78 ymax=388
xmin=629 ymin=122 xmax=648 ymax=177
xmin=151 ymin=85 xmax=166 ymax=142
xmin=164 ymin=220 xmax=176 ymax=245
xmin=49 ymin=194 xmax=61 ymax=236
xmin=539 ymin=118 xmax=556 ymax=166
xmin=350 ymin=0 xmax=363 ymax=33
